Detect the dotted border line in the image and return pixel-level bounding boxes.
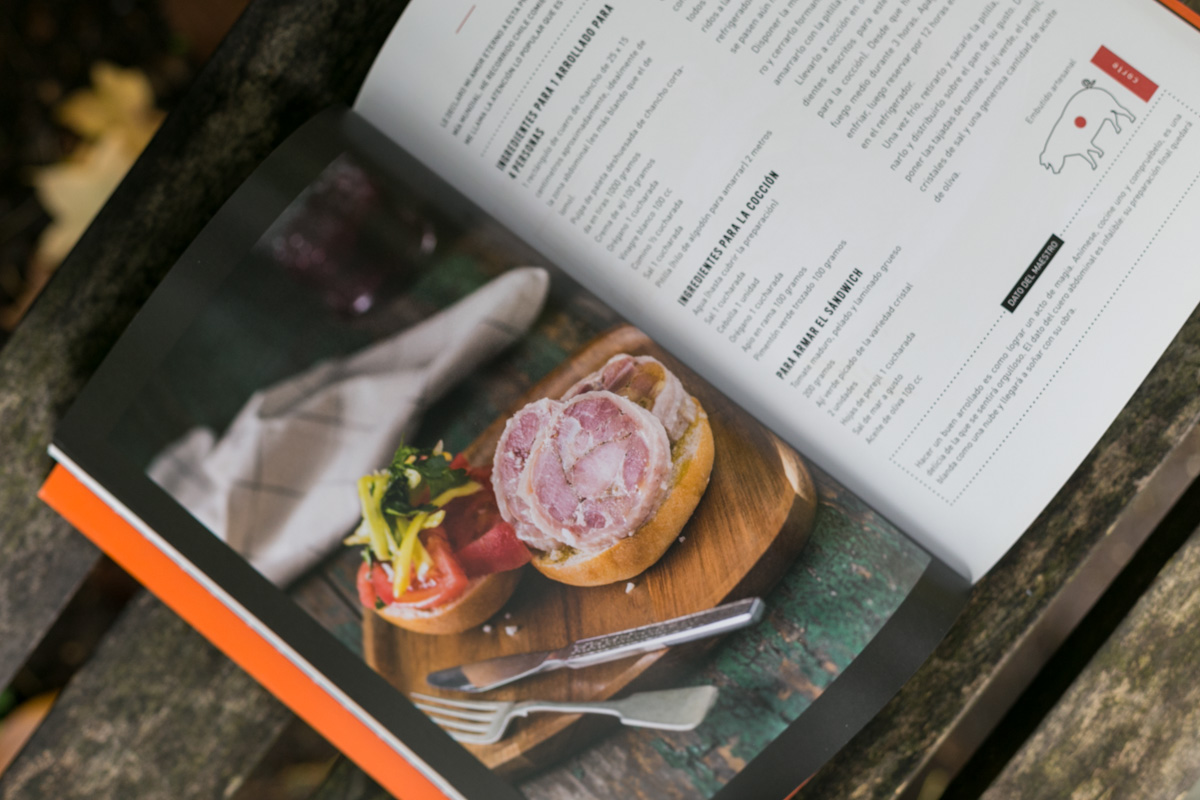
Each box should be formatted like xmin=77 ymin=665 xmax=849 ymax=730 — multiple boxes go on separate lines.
xmin=482 ymin=2 xmax=593 ymax=154
xmin=1063 ymin=93 xmax=1162 ymax=232
xmin=951 ymin=163 xmax=1200 ymax=504
xmin=1163 ymin=89 xmax=1200 ymax=119
xmin=894 ymin=462 xmax=954 ymax=504
xmin=890 ymin=314 xmax=1004 ymax=462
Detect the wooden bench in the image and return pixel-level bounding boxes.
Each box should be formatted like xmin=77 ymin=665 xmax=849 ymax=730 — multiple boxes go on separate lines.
xmin=2 ymin=1 xmax=1200 ymax=797
xmin=982 ymin=518 xmax=1200 ymax=800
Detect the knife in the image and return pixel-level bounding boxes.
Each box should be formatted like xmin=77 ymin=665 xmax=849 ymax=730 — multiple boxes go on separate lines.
xmin=426 ymin=597 xmax=765 ymax=693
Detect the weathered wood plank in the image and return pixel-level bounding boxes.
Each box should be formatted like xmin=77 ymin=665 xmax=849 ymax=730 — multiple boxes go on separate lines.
xmin=0 ymin=593 xmax=293 ymax=799
xmin=0 ymin=0 xmax=405 ymax=794
xmin=0 ymin=0 xmax=403 ymax=689
xmin=980 ymin=521 xmax=1200 ymax=800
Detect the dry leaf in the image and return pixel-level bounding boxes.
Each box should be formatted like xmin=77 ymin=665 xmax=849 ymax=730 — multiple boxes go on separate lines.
xmin=36 ymin=61 xmax=165 ymax=263
xmin=3 ymin=63 xmax=164 ymax=330
xmin=0 ymin=692 xmax=58 ymax=777
xmin=5 ymin=135 xmax=133 ymax=328
xmin=56 ymin=62 xmax=164 ymax=156
xmin=32 ymin=135 xmax=133 ymax=267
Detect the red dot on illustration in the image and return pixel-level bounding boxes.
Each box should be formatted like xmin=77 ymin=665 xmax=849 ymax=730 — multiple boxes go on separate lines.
xmin=1075 ymin=116 xmax=1087 ymax=128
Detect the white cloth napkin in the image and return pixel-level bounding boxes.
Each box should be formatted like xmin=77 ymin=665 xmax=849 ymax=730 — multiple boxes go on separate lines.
xmin=148 ymin=267 xmax=550 ymax=585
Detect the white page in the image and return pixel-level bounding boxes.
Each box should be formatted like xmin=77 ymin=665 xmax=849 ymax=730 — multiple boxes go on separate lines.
xmin=356 ymin=0 xmax=1200 ymax=581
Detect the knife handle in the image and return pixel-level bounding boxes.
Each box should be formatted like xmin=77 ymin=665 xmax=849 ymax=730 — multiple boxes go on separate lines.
xmin=564 ymin=597 xmax=764 ymax=668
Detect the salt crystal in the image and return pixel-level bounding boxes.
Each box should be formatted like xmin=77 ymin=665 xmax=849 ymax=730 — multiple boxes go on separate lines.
xmin=678 ymin=536 xmax=686 ymax=543
xmin=505 ymin=625 xmax=520 ymax=636
xmin=625 ymin=582 xmax=635 ymax=594
xmin=481 ymin=624 xmax=493 ymax=634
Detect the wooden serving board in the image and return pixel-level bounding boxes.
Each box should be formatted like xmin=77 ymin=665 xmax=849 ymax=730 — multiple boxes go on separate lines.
xmin=365 ymin=325 xmax=817 ymax=778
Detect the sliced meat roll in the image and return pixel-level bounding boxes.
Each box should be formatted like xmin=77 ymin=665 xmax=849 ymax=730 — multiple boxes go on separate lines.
xmin=491 ymin=398 xmax=561 ymax=552
xmin=523 ymin=391 xmax=671 ymax=553
xmin=563 ymin=354 xmax=696 ymax=441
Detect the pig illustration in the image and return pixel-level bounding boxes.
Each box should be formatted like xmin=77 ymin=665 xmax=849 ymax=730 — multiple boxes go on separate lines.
xmin=1040 ymin=80 xmax=1136 ymax=174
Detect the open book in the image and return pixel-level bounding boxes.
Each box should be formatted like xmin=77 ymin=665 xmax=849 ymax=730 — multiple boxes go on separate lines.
xmin=39 ymin=0 xmax=1200 ymax=797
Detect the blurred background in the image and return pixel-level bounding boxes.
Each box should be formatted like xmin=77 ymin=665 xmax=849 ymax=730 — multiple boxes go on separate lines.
xmin=0 ymin=0 xmax=248 ymax=339
xmin=0 ymin=2 xmax=341 ymax=797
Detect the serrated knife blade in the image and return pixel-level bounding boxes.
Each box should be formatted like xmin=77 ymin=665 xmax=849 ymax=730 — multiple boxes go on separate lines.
xmin=425 ymin=597 xmax=764 ymax=693
xmin=425 ymin=649 xmax=565 ymax=692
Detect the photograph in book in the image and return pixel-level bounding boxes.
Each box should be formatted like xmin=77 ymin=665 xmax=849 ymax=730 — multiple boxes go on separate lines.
xmin=104 ymin=146 xmax=931 ymax=797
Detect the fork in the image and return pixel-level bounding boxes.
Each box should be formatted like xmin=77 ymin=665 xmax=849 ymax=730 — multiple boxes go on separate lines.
xmin=411 ymin=685 xmax=719 ymax=744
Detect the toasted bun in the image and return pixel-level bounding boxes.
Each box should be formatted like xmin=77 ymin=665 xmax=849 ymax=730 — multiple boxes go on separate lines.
xmin=530 ymin=398 xmax=714 ymax=587
xmin=373 ymin=568 xmax=522 ymax=635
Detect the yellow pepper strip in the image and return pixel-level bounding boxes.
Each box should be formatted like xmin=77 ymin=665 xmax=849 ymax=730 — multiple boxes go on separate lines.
xmin=357 ymin=474 xmax=393 ymax=561
xmin=431 ymin=481 xmax=482 ymax=508
xmin=389 ymin=484 xmax=476 ymax=584
xmin=356 ymin=467 xmax=480 ymax=598
xmin=342 ymin=520 xmax=371 ymax=546
xmin=412 ymin=535 xmax=432 ymax=572
xmin=409 ymin=511 xmax=445 ymax=573
xmin=391 ymin=511 xmax=429 ymax=599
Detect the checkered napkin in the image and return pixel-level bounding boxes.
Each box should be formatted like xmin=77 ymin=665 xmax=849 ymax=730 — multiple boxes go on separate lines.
xmin=147 ymin=267 xmax=549 ymax=586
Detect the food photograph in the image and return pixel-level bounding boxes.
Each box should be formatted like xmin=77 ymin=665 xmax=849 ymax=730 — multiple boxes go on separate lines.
xmin=107 ymin=148 xmax=931 ymax=797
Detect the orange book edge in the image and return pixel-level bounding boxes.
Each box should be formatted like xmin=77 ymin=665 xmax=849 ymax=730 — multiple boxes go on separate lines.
xmin=39 ymin=464 xmax=450 ymax=800
xmin=1159 ymin=0 xmax=1200 ymax=29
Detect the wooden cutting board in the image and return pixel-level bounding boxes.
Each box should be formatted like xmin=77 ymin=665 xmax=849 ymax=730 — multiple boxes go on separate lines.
xmin=365 ymin=325 xmax=817 ymax=778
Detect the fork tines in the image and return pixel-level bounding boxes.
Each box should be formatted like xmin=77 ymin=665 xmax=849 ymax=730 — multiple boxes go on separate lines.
xmin=411 ymin=692 xmax=509 ymax=742
xmin=411 ymin=692 xmax=503 ymax=711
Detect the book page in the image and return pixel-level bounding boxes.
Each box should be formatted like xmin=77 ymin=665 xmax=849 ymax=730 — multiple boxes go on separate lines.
xmin=356 ymin=0 xmax=1200 ymax=580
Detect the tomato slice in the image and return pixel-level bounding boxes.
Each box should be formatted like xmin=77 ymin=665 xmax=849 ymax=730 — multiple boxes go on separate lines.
xmin=358 ymin=531 xmax=470 ymax=611
xmin=356 ymin=560 xmax=405 ymax=609
xmin=453 ymin=519 xmax=530 ymax=577
xmin=356 ymin=561 xmax=380 ymax=608
xmin=369 ymin=561 xmax=397 ymax=605
xmin=437 ymin=474 xmax=530 ymax=577
xmin=441 ymin=487 xmax=502 ymax=551
xmin=397 ymin=531 xmax=470 ymax=608
xmin=355 ymin=453 xmax=527 ymax=613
